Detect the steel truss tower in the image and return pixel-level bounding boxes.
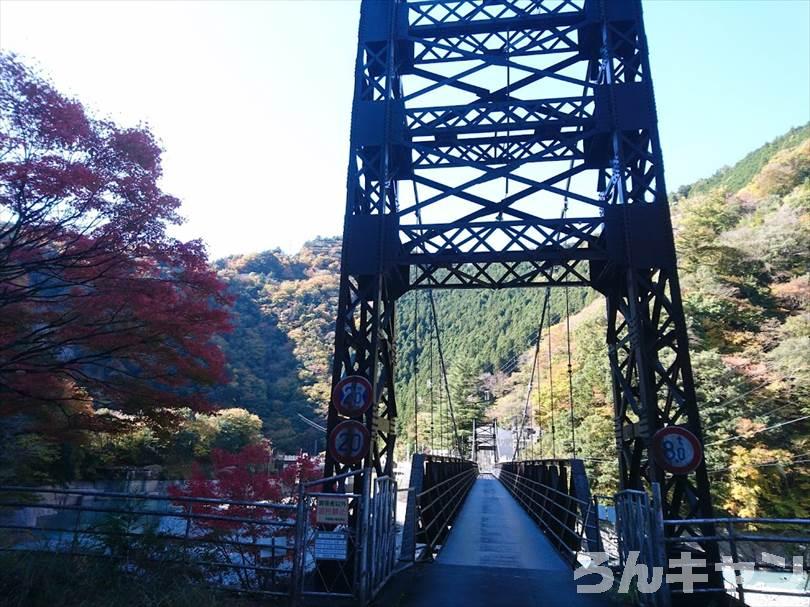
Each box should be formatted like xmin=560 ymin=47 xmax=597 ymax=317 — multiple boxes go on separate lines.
xmin=327 ymin=0 xmax=720 ymax=571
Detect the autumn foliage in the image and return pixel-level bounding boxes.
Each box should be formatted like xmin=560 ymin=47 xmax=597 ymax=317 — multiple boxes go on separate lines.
xmin=0 ymin=53 xmax=230 ymax=427
xmin=170 ymin=445 xmax=322 ymax=520
xmin=168 ymin=446 xmax=322 ymax=587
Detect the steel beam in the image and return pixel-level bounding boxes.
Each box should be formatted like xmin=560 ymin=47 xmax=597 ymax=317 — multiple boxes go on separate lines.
xmin=326 ymin=0 xmax=722 ymax=593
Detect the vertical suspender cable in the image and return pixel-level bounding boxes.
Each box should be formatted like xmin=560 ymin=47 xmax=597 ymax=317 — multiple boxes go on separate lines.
xmin=429 ymin=295 xmax=434 ymax=452
xmin=565 ymin=287 xmax=576 ymax=458
xmin=513 ymin=288 xmax=550 ymax=460
xmin=548 ymin=305 xmax=556 ymax=459
xmin=413 ymin=290 xmax=419 ymax=454
xmin=428 ymin=291 xmax=464 ymax=457
xmin=536 ymin=342 xmax=543 ymax=459
xmin=437 ymin=335 xmax=444 ymax=454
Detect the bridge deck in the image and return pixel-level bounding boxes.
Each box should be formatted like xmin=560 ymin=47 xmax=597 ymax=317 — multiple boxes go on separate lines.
xmin=438 ymin=474 xmax=569 ymax=570
xmin=378 ymin=475 xmax=608 ymax=607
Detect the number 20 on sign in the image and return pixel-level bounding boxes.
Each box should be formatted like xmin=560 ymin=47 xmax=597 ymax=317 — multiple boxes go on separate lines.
xmin=328 ymin=420 xmax=370 ymax=466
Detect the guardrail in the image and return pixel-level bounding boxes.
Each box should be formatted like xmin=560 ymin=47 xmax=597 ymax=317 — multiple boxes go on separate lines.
xmin=0 ymin=485 xmax=299 ymax=597
xmin=400 ymin=454 xmax=478 ymax=561
xmin=601 ymin=487 xmax=810 ymax=607
xmin=0 ymin=469 xmax=400 ymax=606
xmin=662 ymin=516 xmax=810 ymax=605
xmin=492 ymin=459 xmax=601 ymax=566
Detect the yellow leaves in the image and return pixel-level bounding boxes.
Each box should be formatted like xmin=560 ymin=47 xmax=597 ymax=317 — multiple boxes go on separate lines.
xmin=742 ymin=139 xmax=810 ymax=199
xmin=722 ymin=444 xmax=793 ymax=518
xmin=734 ymin=418 xmax=765 ymax=437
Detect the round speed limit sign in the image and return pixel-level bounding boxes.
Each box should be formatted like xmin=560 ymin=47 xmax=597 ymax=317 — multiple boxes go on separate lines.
xmin=332 ymin=375 xmax=373 ymax=418
xmin=328 ymin=420 xmax=370 ymax=466
xmin=652 ymin=426 xmax=703 ymax=475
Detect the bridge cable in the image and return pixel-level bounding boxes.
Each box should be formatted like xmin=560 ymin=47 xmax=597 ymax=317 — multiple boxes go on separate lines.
xmin=547 ymin=301 xmax=557 ymax=459
xmin=439 ymin=358 xmax=444 ymax=452
xmin=701 ymin=365 xmax=808 ymax=434
xmin=413 ymin=289 xmax=419 ymax=454
xmin=513 ymin=289 xmax=550 ymax=459
xmin=704 ymin=399 xmax=795 ymax=435
xmin=513 ymin=287 xmax=551 ymax=460
xmin=429 ymin=295 xmax=435 ymax=452
xmin=535 ymin=328 xmax=543 ymax=459
xmin=428 ymin=290 xmax=464 ymax=457
xmin=565 ymin=287 xmax=577 ymax=458
xmin=705 ymin=415 xmax=810 ymax=447
xmin=708 ymin=451 xmax=810 ymax=474
xmin=410 ymin=174 xmax=463 ymax=457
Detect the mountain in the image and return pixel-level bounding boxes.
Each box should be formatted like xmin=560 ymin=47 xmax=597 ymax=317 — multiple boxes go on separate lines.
xmin=214 ymin=124 xmax=809 ymax=517
xmin=213 ymin=240 xmax=591 ymax=451
xmin=212 ymin=238 xmax=341 ymax=453
xmin=489 ymin=124 xmax=810 ymax=516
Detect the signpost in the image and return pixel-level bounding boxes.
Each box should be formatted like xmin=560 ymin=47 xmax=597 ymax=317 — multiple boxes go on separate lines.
xmin=314 ymin=531 xmax=348 ymax=561
xmin=328 ymin=420 xmax=370 ymax=466
xmin=332 ymin=375 xmax=373 ymax=418
xmin=651 ymin=426 xmax=703 ymax=475
xmin=316 ymin=496 xmax=349 ymax=525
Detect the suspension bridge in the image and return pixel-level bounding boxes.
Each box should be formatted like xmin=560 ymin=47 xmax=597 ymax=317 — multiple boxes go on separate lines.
xmin=0 ymin=1 xmax=807 ymax=606
xmin=317 ymin=0 xmax=810 ymax=605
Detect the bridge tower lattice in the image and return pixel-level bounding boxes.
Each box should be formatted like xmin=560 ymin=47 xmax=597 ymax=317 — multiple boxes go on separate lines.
xmin=325 ymin=0 xmax=720 ymax=571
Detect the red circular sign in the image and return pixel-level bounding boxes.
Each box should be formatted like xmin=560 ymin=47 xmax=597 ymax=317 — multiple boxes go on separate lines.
xmin=332 ymin=375 xmax=373 ymax=418
xmin=328 ymin=420 xmax=370 ymax=466
xmin=652 ymin=426 xmax=703 ymax=475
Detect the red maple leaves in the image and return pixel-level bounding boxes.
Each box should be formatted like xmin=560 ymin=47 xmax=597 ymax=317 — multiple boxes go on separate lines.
xmin=0 ymin=52 xmax=231 ymax=425
xmin=170 ymin=446 xmax=323 ymax=522
xmin=168 ymin=446 xmax=322 ymax=587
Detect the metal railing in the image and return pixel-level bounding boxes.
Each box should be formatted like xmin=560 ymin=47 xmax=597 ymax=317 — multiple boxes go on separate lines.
xmin=294 ymin=468 xmax=399 ymax=605
xmin=600 ymin=486 xmax=810 ymax=606
xmin=0 ymin=485 xmax=299 ymax=597
xmin=399 ymin=454 xmax=478 ymax=561
xmin=492 ymin=459 xmax=601 ymax=566
xmin=416 ymin=456 xmax=478 ymax=558
xmin=662 ymin=516 xmax=810 ymax=605
xmin=0 ymin=470 xmax=401 ymax=606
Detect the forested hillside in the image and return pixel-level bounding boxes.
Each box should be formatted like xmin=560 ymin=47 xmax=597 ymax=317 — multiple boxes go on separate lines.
xmin=212 ymin=238 xmax=342 ymax=452
xmin=213 ymin=240 xmax=592 ymax=452
xmin=489 ymin=124 xmax=810 ymax=516
xmin=214 ymin=125 xmax=809 ymax=518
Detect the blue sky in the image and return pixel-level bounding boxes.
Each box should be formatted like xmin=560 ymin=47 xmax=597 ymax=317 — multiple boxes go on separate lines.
xmin=1 ymin=0 xmax=808 ymax=259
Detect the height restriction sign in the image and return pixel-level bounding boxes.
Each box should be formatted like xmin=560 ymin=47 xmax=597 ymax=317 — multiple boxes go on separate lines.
xmin=332 ymin=375 xmax=373 ymax=418
xmin=328 ymin=420 xmax=370 ymax=466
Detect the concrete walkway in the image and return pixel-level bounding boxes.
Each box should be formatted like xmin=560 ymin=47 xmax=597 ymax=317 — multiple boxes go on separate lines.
xmin=374 ymin=475 xmax=610 ymax=607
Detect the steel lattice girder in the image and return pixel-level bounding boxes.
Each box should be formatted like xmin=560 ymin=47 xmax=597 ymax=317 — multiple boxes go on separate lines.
xmin=326 ymin=0 xmax=722 ymax=588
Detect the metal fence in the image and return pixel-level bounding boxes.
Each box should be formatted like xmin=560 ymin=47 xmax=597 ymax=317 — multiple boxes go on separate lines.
xmin=0 ymin=485 xmax=299 ymax=597
xmin=662 ymin=516 xmax=810 ymax=606
xmin=606 ymin=486 xmax=810 ymax=607
xmin=493 ymin=459 xmax=601 ymax=566
xmin=399 ymin=454 xmax=478 ymax=562
xmin=295 ymin=468 xmax=399 ymax=605
xmin=613 ymin=488 xmax=670 ymax=607
xmin=0 ymin=470 xmax=401 ymax=606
